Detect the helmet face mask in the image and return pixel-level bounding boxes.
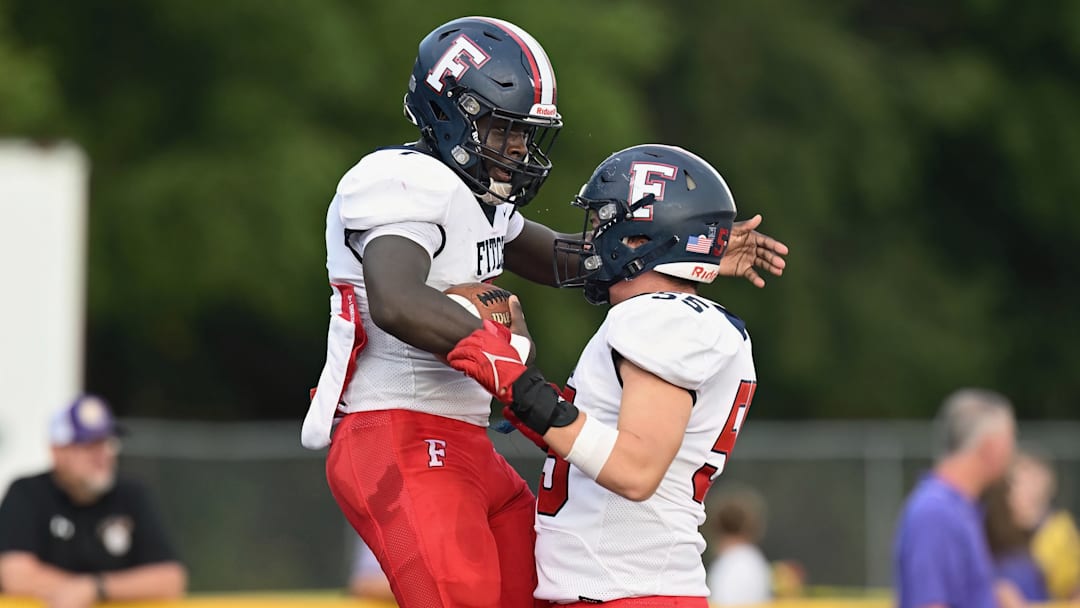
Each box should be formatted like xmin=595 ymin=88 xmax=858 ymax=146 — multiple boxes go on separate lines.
xmin=404 ymin=18 xmax=562 ymax=206
xmin=554 ymin=194 xmax=674 ymax=305
xmin=466 ymin=100 xmax=559 ymax=204
xmin=553 ymin=145 xmax=738 ymax=305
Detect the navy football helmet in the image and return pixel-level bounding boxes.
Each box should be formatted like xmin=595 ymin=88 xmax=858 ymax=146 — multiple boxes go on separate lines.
xmin=554 ymin=145 xmax=738 ymax=304
xmin=404 ymin=17 xmax=562 ymax=206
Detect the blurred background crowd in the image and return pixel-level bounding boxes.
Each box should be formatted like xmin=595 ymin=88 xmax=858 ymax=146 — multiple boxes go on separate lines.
xmin=1 ymin=0 xmax=1078 ymax=604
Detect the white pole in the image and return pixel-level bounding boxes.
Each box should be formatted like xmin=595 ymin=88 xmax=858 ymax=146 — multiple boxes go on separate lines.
xmin=0 ymin=140 xmax=89 ymax=496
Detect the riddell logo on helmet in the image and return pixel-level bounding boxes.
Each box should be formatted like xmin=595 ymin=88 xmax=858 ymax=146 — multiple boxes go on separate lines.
xmin=691 ymin=266 xmax=718 ymax=281
xmin=530 ymin=103 xmax=558 ymax=117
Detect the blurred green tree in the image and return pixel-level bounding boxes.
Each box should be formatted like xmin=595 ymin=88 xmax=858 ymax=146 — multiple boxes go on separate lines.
xmin=0 ymin=2 xmax=63 ymax=134
xmin=2 ymin=0 xmax=1076 ymax=419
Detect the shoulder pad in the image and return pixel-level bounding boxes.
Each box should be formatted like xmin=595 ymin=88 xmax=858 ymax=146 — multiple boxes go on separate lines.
xmin=337 ymin=149 xmax=461 ymax=230
xmin=605 ymin=292 xmax=745 ymax=389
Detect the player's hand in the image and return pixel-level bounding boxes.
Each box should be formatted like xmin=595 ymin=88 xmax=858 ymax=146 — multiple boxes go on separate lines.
xmin=720 ymin=214 xmax=788 ymax=288
xmin=501 ymin=405 xmax=550 ymax=452
xmin=447 ymin=320 xmax=528 ymax=404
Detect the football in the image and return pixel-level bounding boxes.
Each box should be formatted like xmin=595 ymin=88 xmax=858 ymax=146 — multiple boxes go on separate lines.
xmin=444 ymin=283 xmax=513 ymax=327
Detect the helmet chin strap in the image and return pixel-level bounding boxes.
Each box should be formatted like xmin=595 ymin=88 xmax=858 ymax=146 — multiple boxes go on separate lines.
xmin=620 ymin=235 xmax=679 ymax=281
xmin=479 ymin=180 xmax=513 ymax=205
xmin=583 ymin=235 xmax=679 ymax=306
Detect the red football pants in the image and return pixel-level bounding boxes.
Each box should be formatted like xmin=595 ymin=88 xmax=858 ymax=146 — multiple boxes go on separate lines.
xmin=327 ymin=409 xmax=539 ymax=608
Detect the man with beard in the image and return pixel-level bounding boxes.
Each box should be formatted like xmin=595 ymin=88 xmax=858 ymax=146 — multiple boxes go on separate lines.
xmin=0 ymin=395 xmax=186 ymax=608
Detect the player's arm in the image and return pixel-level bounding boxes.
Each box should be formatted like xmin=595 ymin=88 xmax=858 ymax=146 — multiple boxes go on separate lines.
xmin=450 ymin=335 xmax=690 ymax=501
xmin=506 ymin=214 xmax=789 ymax=288
xmin=363 ymin=235 xmax=484 ymax=356
xmin=447 ymin=298 xmax=693 ymax=501
xmin=544 ymin=358 xmax=693 ymax=501
xmin=503 ymin=218 xmax=578 ymax=286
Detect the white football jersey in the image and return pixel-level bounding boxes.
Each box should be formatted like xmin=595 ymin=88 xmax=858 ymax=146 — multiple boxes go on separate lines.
xmin=301 ymin=147 xmax=524 ymax=449
xmin=534 ymin=291 xmax=757 ymax=602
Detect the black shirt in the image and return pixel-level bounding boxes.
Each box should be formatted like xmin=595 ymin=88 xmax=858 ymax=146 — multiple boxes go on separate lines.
xmin=0 ymin=472 xmax=178 ymax=574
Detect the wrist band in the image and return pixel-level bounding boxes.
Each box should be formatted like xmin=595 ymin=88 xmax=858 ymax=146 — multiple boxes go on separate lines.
xmin=565 ymin=413 xmax=618 ymax=480
xmin=509 ymin=333 xmax=532 ymax=363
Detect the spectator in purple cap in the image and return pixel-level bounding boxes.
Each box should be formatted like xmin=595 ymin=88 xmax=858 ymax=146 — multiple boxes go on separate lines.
xmin=0 ymin=395 xmax=186 ymax=608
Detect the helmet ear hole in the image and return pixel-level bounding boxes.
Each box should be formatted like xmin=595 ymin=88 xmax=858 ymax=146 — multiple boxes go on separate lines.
xmin=428 ymin=101 xmax=449 ymax=122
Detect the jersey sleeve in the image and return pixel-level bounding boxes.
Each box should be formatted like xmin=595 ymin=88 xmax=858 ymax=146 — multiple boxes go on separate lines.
xmin=347 ymin=221 xmax=445 ymax=259
xmin=0 ymin=478 xmax=40 ymax=555
xmin=605 ymin=295 xmax=743 ymax=390
xmin=336 ymin=151 xmax=459 ymax=231
xmin=505 ymin=208 xmax=526 ymax=242
xmin=124 ymin=482 xmax=180 ymax=565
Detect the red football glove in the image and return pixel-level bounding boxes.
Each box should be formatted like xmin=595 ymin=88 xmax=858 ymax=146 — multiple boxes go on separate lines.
xmin=447 ymin=320 xmax=528 ymax=404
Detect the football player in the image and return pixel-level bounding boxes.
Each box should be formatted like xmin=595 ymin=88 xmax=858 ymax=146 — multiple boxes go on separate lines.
xmin=301 ymin=15 xmax=785 ymax=608
xmin=449 ymin=145 xmax=758 ymax=607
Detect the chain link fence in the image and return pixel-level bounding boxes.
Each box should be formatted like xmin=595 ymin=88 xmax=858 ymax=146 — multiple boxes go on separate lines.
xmin=115 ymin=419 xmax=1080 ymax=592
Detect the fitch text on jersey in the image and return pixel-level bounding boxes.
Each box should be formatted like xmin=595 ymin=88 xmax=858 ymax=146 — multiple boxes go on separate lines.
xmin=476 ymin=235 xmax=505 ymax=276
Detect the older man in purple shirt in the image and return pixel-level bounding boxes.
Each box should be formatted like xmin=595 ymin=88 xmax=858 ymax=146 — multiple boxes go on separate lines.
xmin=893 ymin=388 xmax=1025 ymax=608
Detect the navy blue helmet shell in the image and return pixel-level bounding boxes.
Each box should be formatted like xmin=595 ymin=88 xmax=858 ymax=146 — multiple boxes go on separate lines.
xmin=404 ymin=17 xmax=562 ymax=206
xmin=554 ymin=144 xmax=738 ymax=304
